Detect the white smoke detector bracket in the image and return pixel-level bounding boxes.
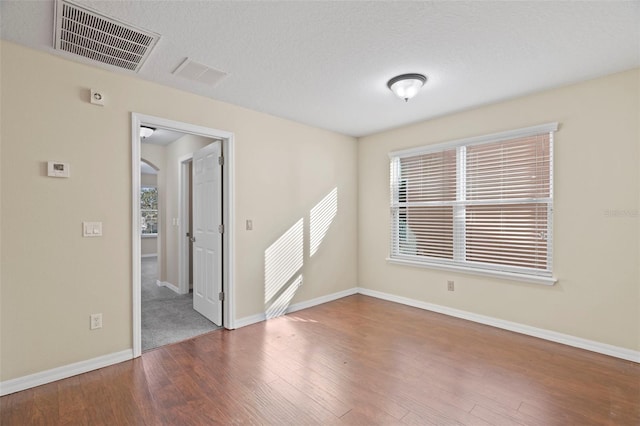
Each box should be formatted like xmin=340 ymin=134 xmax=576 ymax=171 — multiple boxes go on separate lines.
xmin=90 ymin=89 xmax=105 ymax=106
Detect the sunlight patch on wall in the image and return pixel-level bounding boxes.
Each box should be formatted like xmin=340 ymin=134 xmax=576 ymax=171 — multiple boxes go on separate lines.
xmin=264 ymin=218 xmax=304 ymax=303
xmin=266 ymin=275 xmax=303 ymax=319
xmin=263 ymin=187 xmax=339 ymax=319
xmin=310 ymin=187 xmax=338 ymax=257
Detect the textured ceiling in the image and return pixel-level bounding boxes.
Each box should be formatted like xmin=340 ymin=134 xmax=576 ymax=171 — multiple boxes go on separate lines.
xmin=2 ymin=1 xmax=639 ymax=137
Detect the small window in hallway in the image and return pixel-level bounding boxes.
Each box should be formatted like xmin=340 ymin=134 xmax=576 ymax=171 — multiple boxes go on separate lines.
xmin=141 ymin=186 xmax=158 ymax=235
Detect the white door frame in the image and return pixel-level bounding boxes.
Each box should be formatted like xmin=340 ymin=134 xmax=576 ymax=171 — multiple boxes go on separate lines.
xmin=178 ymin=153 xmax=193 ymax=295
xmin=131 ymin=113 xmax=236 ymax=358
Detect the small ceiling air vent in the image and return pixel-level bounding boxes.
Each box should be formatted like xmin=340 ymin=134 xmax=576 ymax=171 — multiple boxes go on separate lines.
xmin=173 ymin=58 xmax=228 ymax=87
xmin=54 ymin=0 xmax=160 ymax=72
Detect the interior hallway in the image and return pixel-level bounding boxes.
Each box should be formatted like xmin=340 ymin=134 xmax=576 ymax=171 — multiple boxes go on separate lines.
xmin=141 ymin=257 xmax=220 ymax=351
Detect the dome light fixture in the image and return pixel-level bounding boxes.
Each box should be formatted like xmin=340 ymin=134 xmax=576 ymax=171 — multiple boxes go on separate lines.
xmin=387 ymin=73 xmax=427 ymax=102
xmin=139 ymin=126 xmax=156 ymax=139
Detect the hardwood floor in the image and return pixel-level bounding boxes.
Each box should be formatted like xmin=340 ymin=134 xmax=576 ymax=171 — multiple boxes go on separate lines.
xmin=2 ymin=294 xmax=639 ymax=425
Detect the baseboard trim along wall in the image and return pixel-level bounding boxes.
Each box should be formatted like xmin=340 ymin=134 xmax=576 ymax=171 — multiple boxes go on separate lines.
xmin=286 ymin=287 xmax=359 ymax=315
xmin=156 ymin=280 xmax=180 ymax=294
xmin=357 ymin=287 xmax=640 ymax=364
xmin=234 ymin=312 xmax=266 ymax=329
xmin=0 ymin=349 xmax=133 ymax=396
xmin=234 ymin=287 xmax=359 ymax=329
xmin=4 ymin=286 xmax=637 ymax=396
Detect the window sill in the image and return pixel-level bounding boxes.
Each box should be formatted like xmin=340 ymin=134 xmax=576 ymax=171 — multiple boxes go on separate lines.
xmin=141 ymin=234 xmax=158 ymax=239
xmin=386 ymin=257 xmax=557 ymax=286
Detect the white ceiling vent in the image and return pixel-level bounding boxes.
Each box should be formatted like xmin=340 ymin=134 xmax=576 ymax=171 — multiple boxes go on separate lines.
xmin=173 ymin=58 xmax=228 ymax=86
xmin=54 ymin=0 xmax=160 ymax=72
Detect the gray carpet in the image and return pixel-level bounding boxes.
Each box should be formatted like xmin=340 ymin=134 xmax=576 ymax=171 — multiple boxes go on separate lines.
xmin=141 ymin=257 xmax=220 ymax=351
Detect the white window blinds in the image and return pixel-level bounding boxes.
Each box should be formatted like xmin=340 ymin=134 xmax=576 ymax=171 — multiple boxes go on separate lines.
xmin=392 ymin=149 xmax=457 ymax=260
xmin=390 ymin=123 xmax=557 ymax=282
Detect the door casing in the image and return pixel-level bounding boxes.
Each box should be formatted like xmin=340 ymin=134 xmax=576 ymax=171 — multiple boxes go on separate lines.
xmin=131 ymin=113 xmax=235 ymax=358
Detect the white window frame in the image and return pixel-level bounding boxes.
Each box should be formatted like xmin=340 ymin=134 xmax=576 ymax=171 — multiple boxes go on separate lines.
xmin=388 ymin=123 xmax=558 ymax=285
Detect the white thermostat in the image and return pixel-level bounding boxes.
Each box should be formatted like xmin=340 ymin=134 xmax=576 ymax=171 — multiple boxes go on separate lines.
xmin=48 ymin=161 xmax=70 ymax=178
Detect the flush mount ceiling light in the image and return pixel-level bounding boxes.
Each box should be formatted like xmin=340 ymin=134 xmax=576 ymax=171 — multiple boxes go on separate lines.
xmin=387 ymin=73 xmax=427 ymax=102
xmin=140 ymin=126 xmax=155 ymax=138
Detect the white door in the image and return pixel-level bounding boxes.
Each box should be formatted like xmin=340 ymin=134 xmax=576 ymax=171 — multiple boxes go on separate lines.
xmin=192 ymin=142 xmax=222 ymax=325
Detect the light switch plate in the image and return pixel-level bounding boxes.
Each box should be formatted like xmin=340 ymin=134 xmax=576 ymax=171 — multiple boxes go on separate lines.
xmin=83 ymin=222 xmax=103 ymax=237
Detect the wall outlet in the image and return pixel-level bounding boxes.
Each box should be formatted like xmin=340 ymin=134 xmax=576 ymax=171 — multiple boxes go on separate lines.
xmin=447 ymin=280 xmax=455 ymax=291
xmin=90 ymin=313 xmax=103 ymax=330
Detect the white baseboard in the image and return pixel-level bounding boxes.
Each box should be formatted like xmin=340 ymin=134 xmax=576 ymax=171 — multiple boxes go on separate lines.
xmin=286 ymin=287 xmax=358 ymax=314
xmin=4 ymin=286 xmax=636 ymax=396
xmin=156 ymin=280 xmax=180 ymax=294
xmin=233 ymin=287 xmax=359 ymax=329
xmin=234 ymin=312 xmax=267 ymax=329
xmin=0 ymin=349 xmax=133 ymax=396
xmin=141 ymin=253 xmax=157 ymax=258
xmin=357 ymin=287 xmax=640 ymax=363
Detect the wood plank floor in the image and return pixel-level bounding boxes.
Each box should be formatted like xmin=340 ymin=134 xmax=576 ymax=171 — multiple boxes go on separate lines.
xmin=2 ymin=294 xmax=639 ymax=425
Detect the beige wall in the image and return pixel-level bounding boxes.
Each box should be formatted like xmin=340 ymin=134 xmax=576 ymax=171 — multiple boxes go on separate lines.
xmin=359 ymin=68 xmax=640 ymax=351
xmin=0 ymin=42 xmax=358 ymax=380
xmin=140 ymin=172 xmax=157 ymax=188
xmin=141 ymin=237 xmax=157 ymax=257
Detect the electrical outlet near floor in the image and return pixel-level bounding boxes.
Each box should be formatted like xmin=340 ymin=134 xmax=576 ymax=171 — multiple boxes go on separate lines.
xmin=90 ymin=313 xmax=103 ymax=330
xmin=447 ymin=280 xmax=455 ymax=291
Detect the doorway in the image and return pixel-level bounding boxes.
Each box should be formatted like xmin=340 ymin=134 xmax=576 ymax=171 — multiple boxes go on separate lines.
xmin=139 ymin=141 xmax=221 ymax=351
xmin=131 ymin=113 xmax=235 ymax=358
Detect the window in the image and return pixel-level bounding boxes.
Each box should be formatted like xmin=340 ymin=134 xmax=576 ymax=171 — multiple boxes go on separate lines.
xmin=389 ymin=123 xmax=557 ymax=284
xmin=141 ymin=186 xmax=158 ymax=235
